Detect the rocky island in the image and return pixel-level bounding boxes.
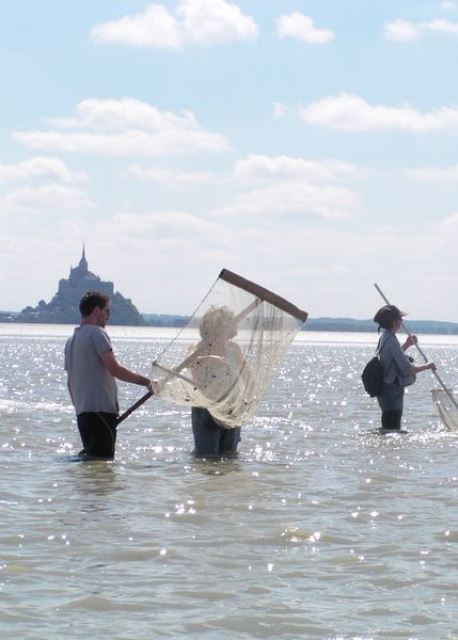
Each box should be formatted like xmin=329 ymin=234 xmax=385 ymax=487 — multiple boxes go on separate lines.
xmin=16 ymin=248 xmax=145 ymax=326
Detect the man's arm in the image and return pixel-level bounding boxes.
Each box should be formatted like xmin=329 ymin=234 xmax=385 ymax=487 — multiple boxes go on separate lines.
xmin=101 ymin=350 xmax=151 ymax=387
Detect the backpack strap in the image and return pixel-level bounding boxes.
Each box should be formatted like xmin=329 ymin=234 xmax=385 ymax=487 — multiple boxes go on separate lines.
xmin=377 ymin=334 xmax=398 ymax=382
xmin=376 ymin=333 xmax=393 ymax=356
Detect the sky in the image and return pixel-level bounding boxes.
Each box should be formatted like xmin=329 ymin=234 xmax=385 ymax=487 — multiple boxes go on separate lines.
xmin=1 ymin=0 xmax=458 ymax=321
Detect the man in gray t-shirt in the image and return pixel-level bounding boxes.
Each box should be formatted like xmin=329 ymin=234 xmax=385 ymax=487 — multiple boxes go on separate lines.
xmin=64 ymin=291 xmax=153 ymax=459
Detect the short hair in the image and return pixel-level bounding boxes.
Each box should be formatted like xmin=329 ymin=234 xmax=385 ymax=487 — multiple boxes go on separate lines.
xmin=79 ymin=291 xmax=110 ymax=317
xmin=373 ymin=304 xmax=405 ymax=330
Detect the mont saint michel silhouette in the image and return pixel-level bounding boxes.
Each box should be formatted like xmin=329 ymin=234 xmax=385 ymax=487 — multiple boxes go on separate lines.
xmin=16 ymin=247 xmax=145 ymax=325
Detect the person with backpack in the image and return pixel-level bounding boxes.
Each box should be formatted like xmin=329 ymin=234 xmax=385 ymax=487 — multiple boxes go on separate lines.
xmin=373 ymin=304 xmax=436 ymax=431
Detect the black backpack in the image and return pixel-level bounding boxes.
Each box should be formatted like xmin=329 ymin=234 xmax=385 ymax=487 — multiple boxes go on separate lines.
xmin=361 ymin=340 xmax=386 ymax=397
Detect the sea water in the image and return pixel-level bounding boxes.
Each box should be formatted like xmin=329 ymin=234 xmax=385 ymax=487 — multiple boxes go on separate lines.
xmin=1 ymin=324 xmax=458 ymax=640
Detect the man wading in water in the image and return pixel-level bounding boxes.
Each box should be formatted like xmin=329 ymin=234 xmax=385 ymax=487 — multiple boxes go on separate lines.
xmin=64 ymin=291 xmax=154 ymax=459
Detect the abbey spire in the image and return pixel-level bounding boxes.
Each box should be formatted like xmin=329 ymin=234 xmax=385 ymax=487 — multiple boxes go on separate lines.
xmin=78 ymin=244 xmax=88 ymax=273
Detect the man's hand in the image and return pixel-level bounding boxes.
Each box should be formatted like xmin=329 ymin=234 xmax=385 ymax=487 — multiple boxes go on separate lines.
xmin=148 ymin=379 xmax=162 ymax=395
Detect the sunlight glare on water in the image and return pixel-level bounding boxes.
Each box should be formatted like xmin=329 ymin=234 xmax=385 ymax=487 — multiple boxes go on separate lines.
xmin=1 ymin=325 xmax=458 ymax=639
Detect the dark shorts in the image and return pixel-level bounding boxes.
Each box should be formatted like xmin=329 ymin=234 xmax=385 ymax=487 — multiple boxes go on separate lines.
xmin=77 ymin=412 xmax=118 ymax=459
xmin=191 ymin=407 xmax=241 ymax=457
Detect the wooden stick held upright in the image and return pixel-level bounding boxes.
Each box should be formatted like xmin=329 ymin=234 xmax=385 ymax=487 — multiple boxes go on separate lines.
xmin=374 ymin=283 xmax=458 ymax=411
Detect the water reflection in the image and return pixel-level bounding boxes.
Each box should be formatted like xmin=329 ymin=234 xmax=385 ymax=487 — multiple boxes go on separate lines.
xmin=3 ymin=328 xmax=458 ymax=639
xmin=67 ymin=461 xmax=122 ymax=510
xmin=187 ymin=457 xmax=241 ymax=477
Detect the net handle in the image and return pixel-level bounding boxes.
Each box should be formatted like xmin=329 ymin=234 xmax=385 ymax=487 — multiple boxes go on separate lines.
xmin=116 ymin=362 xmax=199 ymax=427
xmin=154 ymin=362 xmax=200 ymax=386
xmin=374 ymin=283 xmax=458 ymax=410
xmin=116 ymin=390 xmax=153 ymax=426
xmin=219 ymin=269 xmax=308 ymax=322
xmin=235 ymin=297 xmax=262 ymax=323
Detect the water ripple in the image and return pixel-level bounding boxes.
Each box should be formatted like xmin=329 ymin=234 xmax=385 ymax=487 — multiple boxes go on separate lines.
xmin=1 ymin=329 xmax=458 ymax=638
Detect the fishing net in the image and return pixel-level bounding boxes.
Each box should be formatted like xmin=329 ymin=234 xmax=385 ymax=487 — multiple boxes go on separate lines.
xmin=431 ymin=388 xmax=458 ymax=431
xmin=151 ymin=269 xmax=307 ymax=428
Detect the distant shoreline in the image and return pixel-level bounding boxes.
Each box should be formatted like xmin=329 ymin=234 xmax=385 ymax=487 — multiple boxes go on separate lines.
xmin=1 ymin=313 xmax=458 ymax=335
xmin=302 ymin=318 xmax=458 ymax=335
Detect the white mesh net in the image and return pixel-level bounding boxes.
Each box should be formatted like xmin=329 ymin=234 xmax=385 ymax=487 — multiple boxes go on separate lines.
xmin=431 ymin=388 xmax=458 ymax=431
xmin=151 ymin=269 xmax=307 ymax=428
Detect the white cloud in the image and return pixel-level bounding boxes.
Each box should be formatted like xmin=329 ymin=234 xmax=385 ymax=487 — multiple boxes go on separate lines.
xmin=90 ymin=0 xmax=258 ymax=49
xmin=384 ymin=18 xmax=458 ymax=42
xmin=3 ymin=199 xmax=458 ymax=318
xmin=129 ymin=154 xmax=365 ymax=186
xmin=112 ymin=210 xmax=216 ymax=236
xmin=47 ymin=98 xmax=198 ymax=131
xmin=0 ymin=184 xmax=93 ymax=214
xmin=233 ymin=154 xmax=365 ymax=182
xmin=92 ymin=210 xmax=240 ymax=274
xmin=0 ymin=157 xmax=86 ymax=183
xmin=91 ymin=5 xmax=181 ymax=48
xmin=406 ymin=165 xmax=458 ymax=181
xmin=72 ymin=210 xmax=247 ymax=310
xmin=177 ymin=0 xmax=258 ymax=46
xmin=277 ymin=12 xmax=334 ymax=44
xmin=275 ymin=93 xmax=458 ymax=131
xmin=129 ymin=165 xmax=218 ymax=185
xmin=12 ymin=98 xmax=230 ymax=156
xmin=214 ymin=154 xmax=363 ymax=220
xmin=383 ymin=19 xmax=422 ymax=42
xmin=241 ymin=215 xmax=458 ymax=319
xmin=419 ymin=18 xmax=458 ymax=33
xmin=213 ymin=182 xmax=358 ymax=219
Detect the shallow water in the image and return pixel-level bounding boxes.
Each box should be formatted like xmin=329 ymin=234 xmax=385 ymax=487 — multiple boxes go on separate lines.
xmin=1 ymin=325 xmax=458 ymax=640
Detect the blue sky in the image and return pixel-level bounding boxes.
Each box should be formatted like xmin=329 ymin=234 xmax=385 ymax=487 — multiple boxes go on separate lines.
xmin=1 ymin=0 xmax=458 ymax=320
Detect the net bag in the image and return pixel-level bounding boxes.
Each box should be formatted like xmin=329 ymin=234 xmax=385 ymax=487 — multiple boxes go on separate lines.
xmin=151 ymin=269 xmax=307 ymax=428
xmin=431 ymin=388 xmax=458 ymax=431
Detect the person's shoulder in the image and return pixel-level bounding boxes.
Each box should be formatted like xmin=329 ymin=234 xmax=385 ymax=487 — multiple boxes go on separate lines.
xmin=94 ymin=326 xmax=111 ymax=340
xmin=379 ymin=331 xmax=396 ymax=350
xmin=81 ymin=325 xmax=110 ymax=342
xmin=65 ymin=326 xmax=79 ymax=344
xmin=82 ymin=324 xmax=105 ymax=334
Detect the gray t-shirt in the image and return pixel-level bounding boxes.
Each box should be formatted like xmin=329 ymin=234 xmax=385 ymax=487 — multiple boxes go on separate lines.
xmin=64 ymin=325 xmax=119 ymax=415
xmin=379 ymin=330 xmax=414 ymax=387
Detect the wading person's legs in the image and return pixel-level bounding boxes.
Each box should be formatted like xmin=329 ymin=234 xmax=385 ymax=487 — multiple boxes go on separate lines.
xmin=77 ymin=412 xmax=118 ymax=459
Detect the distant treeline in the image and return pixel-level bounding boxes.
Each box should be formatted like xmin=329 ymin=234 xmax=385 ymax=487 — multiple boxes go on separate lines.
xmin=303 ymin=317 xmax=458 ymax=334
xmin=144 ymin=314 xmax=458 ymax=334
xmin=0 ymin=311 xmax=192 ymax=327
xmin=143 ymin=314 xmax=191 ymax=327
xmin=2 ymin=311 xmax=458 ymax=334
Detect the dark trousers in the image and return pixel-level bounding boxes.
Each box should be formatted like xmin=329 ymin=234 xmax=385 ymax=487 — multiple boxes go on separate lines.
xmin=77 ymin=412 xmax=118 ymax=459
xmin=191 ymin=407 xmax=241 ymax=457
xmin=377 ymin=382 xmax=404 ymax=430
